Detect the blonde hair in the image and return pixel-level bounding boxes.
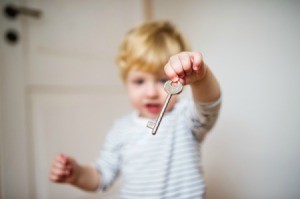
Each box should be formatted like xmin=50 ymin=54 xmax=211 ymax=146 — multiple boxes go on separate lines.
xmin=116 ymin=20 xmax=190 ymax=81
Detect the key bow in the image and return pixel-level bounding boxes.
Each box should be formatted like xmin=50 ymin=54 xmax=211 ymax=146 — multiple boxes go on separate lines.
xmin=164 ymin=80 xmax=183 ymax=95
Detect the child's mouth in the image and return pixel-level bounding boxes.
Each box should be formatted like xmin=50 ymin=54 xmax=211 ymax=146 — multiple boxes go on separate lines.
xmin=145 ymin=103 xmax=161 ymax=114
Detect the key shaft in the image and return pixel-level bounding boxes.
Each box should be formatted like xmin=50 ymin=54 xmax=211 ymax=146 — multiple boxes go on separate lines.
xmin=147 ymin=94 xmax=172 ymax=135
xmin=147 ymin=80 xmax=183 ymax=135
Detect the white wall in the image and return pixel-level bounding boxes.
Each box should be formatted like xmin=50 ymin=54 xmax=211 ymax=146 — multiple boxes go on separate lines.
xmin=153 ymin=1 xmax=300 ymax=199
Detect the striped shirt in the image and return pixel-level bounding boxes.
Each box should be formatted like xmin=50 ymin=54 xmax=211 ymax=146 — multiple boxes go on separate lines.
xmin=94 ymin=97 xmax=221 ymax=199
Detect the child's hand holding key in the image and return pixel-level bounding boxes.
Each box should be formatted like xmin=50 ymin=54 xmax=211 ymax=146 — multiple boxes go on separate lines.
xmin=147 ymin=52 xmax=207 ymax=135
xmin=164 ymin=52 xmax=206 ymax=85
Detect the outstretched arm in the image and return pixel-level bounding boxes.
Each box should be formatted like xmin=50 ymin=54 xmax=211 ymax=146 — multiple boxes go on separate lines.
xmin=164 ymin=51 xmax=221 ymax=141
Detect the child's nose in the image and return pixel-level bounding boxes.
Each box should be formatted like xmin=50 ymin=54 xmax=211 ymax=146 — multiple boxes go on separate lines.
xmin=145 ymin=83 xmax=159 ymax=98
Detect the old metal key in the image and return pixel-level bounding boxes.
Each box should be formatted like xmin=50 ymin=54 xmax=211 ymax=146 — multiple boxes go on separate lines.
xmin=147 ymin=80 xmax=183 ymax=135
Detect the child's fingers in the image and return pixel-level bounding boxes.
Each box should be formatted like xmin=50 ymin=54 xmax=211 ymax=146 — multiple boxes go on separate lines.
xmin=60 ymin=154 xmax=67 ymax=162
xmin=51 ymin=165 xmax=70 ymax=176
xmin=49 ymin=173 xmax=61 ymax=182
xmin=178 ymin=52 xmax=192 ymax=75
xmin=51 ymin=155 xmax=73 ymax=174
xmin=164 ymin=63 xmax=178 ymax=82
xmin=55 ymin=154 xmax=65 ymax=164
xmin=49 ymin=154 xmax=74 ymax=183
xmin=56 ymin=154 xmax=70 ymax=166
xmin=188 ymin=52 xmax=203 ymax=71
xmin=165 ymin=52 xmax=205 ymax=85
xmin=49 ymin=172 xmax=68 ymax=183
xmin=53 ymin=160 xmax=72 ymax=170
xmin=49 ymin=163 xmax=72 ymax=183
xmin=169 ymin=55 xmax=185 ymax=79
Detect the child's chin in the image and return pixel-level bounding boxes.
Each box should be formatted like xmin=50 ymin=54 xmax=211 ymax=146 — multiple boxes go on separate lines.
xmin=143 ymin=111 xmax=159 ymax=119
xmin=146 ymin=109 xmax=160 ymax=116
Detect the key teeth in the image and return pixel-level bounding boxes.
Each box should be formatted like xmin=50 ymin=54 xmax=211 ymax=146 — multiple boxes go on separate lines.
xmin=147 ymin=121 xmax=155 ymax=129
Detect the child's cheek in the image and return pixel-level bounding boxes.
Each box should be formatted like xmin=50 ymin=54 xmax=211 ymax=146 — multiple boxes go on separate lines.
xmin=126 ymin=85 xmax=139 ymax=104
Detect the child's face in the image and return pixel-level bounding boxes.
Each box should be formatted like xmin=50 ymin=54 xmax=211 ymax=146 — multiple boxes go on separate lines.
xmin=125 ymin=69 xmax=178 ymax=119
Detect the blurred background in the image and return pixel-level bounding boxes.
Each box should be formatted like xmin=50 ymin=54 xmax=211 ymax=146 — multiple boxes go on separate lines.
xmin=1 ymin=0 xmax=299 ymax=198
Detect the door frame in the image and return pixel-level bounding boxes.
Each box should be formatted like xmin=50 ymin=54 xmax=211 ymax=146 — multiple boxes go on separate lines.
xmin=0 ymin=0 xmax=31 ymax=198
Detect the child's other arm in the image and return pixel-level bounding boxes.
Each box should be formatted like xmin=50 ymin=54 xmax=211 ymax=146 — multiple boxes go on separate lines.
xmin=49 ymin=154 xmax=100 ymax=192
xmin=164 ymin=52 xmax=221 ymax=102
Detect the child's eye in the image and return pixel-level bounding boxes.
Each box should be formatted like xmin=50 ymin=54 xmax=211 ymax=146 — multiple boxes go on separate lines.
xmin=159 ymin=78 xmax=168 ymax=84
xmin=134 ymin=79 xmax=144 ymax=85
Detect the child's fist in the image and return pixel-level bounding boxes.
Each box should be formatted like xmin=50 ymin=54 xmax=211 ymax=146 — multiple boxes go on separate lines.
xmin=164 ymin=52 xmax=206 ymax=85
xmin=49 ymin=154 xmax=79 ymax=184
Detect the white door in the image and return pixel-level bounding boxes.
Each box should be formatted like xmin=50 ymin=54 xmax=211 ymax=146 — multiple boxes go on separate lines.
xmin=0 ymin=0 xmax=148 ymax=198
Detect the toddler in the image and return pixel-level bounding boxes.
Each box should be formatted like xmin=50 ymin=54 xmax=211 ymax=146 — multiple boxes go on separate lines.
xmin=49 ymin=20 xmax=221 ymax=199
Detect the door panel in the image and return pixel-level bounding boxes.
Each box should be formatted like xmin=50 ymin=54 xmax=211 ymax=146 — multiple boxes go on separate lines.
xmin=26 ymin=0 xmax=143 ymax=86
xmin=1 ymin=0 xmax=144 ymax=198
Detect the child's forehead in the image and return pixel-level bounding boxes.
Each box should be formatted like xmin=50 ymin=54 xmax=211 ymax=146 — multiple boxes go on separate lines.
xmin=128 ymin=69 xmax=166 ymax=78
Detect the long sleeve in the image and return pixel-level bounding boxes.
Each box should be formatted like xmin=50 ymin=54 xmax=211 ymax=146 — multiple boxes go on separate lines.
xmin=94 ymin=123 xmax=124 ymax=191
xmin=185 ymin=96 xmax=222 ymax=142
